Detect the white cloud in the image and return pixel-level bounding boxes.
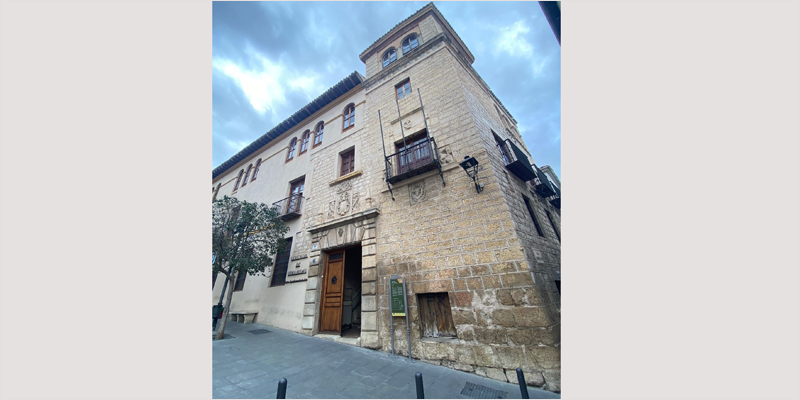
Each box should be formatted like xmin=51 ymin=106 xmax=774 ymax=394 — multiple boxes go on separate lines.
xmin=288 ymin=73 xmax=324 ymax=101
xmin=212 ymin=49 xmax=287 ymax=115
xmin=223 ymin=137 xmax=251 ymax=152
xmin=495 ymin=20 xmax=534 ymax=57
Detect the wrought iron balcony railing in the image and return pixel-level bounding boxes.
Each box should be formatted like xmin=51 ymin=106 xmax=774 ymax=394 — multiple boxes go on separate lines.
xmin=532 ymin=164 xmax=557 ymax=198
xmin=385 ymin=137 xmax=441 ymax=185
xmin=548 ymin=184 xmax=561 ymax=209
xmin=497 ymin=138 xmax=537 ymax=182
xmin=272 ymin=194 xmax=303 ymax=221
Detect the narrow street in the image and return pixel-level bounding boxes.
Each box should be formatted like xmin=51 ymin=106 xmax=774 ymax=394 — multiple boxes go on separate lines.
xmin=213 ymin=321 xmax=560 ymax=399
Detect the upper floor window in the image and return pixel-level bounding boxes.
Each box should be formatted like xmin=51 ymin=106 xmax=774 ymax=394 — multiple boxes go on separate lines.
xmin=300 ymin=130 xmax=310 ymax=154
xmin=251 ymin=159 xmax=262 ymax=181
xmin=523 ymin=195 xmax=545 ymax=237
xmin=396 ymin=79 xmax=411 ymax=100
xmin=340 ymin=148 xmax=355 ymax=176
xmin=313 ymin=122 xmax=324 ymax=147
xmin=212 ymin=183 xmax=221 ymax=201
xmin=233 ymin=169 xmax=244 ymax=191
xmin=242 ymin=164 xmax=253 ymax=186
xmin=402 ymin=34 xmax=419 ymax=54
xmin=382 ymin=48 xmax=397 ymax=68
xmin=343 ymin=104 xmax=355 ymax=130
xmin=494 ymin=133 xmax=510 ymax=165
xmin=287 ymin=138 xmax=297 ymax=161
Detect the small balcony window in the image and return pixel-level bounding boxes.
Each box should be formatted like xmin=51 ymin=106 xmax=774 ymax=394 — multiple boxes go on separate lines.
xmin=396 ymin=79 xmax=411 ymax=100
xmin=385 ymin=131 xmax=442 ymax=185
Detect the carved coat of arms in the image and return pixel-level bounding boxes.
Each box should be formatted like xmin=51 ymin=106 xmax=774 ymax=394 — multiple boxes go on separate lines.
xmin=337 ymin=192 xmax=350 ymax=216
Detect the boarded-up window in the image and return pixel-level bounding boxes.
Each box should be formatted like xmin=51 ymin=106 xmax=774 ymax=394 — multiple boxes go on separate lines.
xmin=417 ymin=293 xmax=457 ymax=338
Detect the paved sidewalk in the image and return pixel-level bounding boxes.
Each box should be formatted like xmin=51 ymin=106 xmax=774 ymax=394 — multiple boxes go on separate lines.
xmin=213 ymin=321 xmax=559 ymax=399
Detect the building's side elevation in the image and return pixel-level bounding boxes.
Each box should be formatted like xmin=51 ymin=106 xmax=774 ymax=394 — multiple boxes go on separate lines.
xmin=212 ymin=3 xmax=561 ymax=392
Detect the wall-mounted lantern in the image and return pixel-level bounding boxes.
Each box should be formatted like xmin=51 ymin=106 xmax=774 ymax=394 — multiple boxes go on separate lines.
xmin=459 ymin=156 xmax=484 ymax=194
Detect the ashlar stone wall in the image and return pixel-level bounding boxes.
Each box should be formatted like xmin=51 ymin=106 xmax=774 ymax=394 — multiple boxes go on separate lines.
xmin=358 ymin=19 xmax=561 ymax=392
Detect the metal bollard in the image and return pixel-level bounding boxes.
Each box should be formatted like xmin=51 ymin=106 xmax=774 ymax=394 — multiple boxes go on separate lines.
xmin=516 ymin=368 xmax=529 ymax=399
xmin=277 ymin=378 xmax=287 ymax=399
xmin=415 ymin=372 xmax=425 ymax=399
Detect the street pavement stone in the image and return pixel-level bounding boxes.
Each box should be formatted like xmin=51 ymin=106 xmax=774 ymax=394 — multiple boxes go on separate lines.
xmin=213 ymin=321 xmax=559 ymax=399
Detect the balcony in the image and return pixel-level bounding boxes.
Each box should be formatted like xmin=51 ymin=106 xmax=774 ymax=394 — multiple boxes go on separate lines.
xmin=272 ymin=194 xmax=303 ymax=221
xmin=532 ymin=164 xmax=557 ymax=198
xmin=497 ymin=139 xmax=536 ymax=182
xmin=385 ymin=137 xmax=441 ymax=185
xmin=548 ymin=185 xmax=561 ymax=209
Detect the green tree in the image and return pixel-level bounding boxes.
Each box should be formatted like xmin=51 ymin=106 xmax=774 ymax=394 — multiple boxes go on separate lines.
xmin=212 ymin=195 xmax=289 ymax=340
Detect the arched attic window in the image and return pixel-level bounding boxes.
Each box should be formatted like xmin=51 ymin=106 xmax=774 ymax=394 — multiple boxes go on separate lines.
xmin=286 ymin=138 xmax=297 ymax=162
xmin=300 ymin=131 xmax=310 ymax=154
xmin=233 ymin=169 xmax=244 ymax=191
xmin=313 ymin=122 xmax=324 ymax=147
xmin=343 ymin=104 xmax=355 ymax=130
xmin=242 ymin=164 xmax=253 ymax=186
xmin=382 ymin=48 xmax=397 ymax=68
xmin=402 ymin=34 xmax=419 ymax=54
xmin=251 ymin=159 xmax=262 ymax=181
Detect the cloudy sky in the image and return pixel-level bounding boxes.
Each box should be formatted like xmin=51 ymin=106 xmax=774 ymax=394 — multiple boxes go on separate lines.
xmin=212 ymin=1 xmax=561 ymax=178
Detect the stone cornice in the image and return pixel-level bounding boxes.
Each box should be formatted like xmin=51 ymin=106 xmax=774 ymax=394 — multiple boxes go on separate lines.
xmin=308 ymin=208 xmax=379 ymax=234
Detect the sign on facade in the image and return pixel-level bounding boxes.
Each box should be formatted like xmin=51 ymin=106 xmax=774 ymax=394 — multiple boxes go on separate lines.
xmin=391 ymin=277 xmax=406 ymax=316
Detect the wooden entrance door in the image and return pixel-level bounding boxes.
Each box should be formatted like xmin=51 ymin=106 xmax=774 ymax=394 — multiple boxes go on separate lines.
xmin=319 ymin=250 xmax=345 ymax=333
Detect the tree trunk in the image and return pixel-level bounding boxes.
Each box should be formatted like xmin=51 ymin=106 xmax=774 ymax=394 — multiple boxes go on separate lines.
xmin=214 ymin=270 xmax=237 ymax=340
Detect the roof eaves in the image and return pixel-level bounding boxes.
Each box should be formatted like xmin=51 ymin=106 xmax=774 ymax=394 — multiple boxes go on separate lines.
xmin=212 ymin=71 xmax=364 ymax=180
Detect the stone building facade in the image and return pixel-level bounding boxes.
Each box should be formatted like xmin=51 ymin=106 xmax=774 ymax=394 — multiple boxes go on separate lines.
xmin=211 ymin=3 xmax=561 ymax=392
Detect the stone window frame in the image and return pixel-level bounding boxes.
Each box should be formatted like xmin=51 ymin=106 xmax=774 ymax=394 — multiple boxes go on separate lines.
xmin=382 ymin=47 xmax=397 ymax=68
xmin=232 ymin=169 xmax=244 ymax=192
xmin=522 ymin=195 xmax=545 ymax=237
xmin=342 ymin=103 xmax=356 ymax=132
xmin=299 ymin=130 xmax=311 ymax=155
xmin=241 ymin=163 xmax=253 ymax=186
xmin=545 ymin=208 xmax=560 ymax=242
xmin=313 ymin=121 xmax=324 ymax=148
xmin=251 ymin=158 xmax=263 ymax=181
xmin=402 ymin=33 xmax=420 ymax=54
xmin=270 ymin=237 xmax=294 ymax=287
xmin=339 ymin=146 xmax=356 ymax=177
xmin=286 ymin=137 xmax=298 ymax=162
xmin=395 ymin=78 xmax=412 ymax=100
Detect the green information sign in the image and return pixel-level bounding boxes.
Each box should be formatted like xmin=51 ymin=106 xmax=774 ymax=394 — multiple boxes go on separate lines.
xmin=390 ymin=277 xmax=406 ymax=316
